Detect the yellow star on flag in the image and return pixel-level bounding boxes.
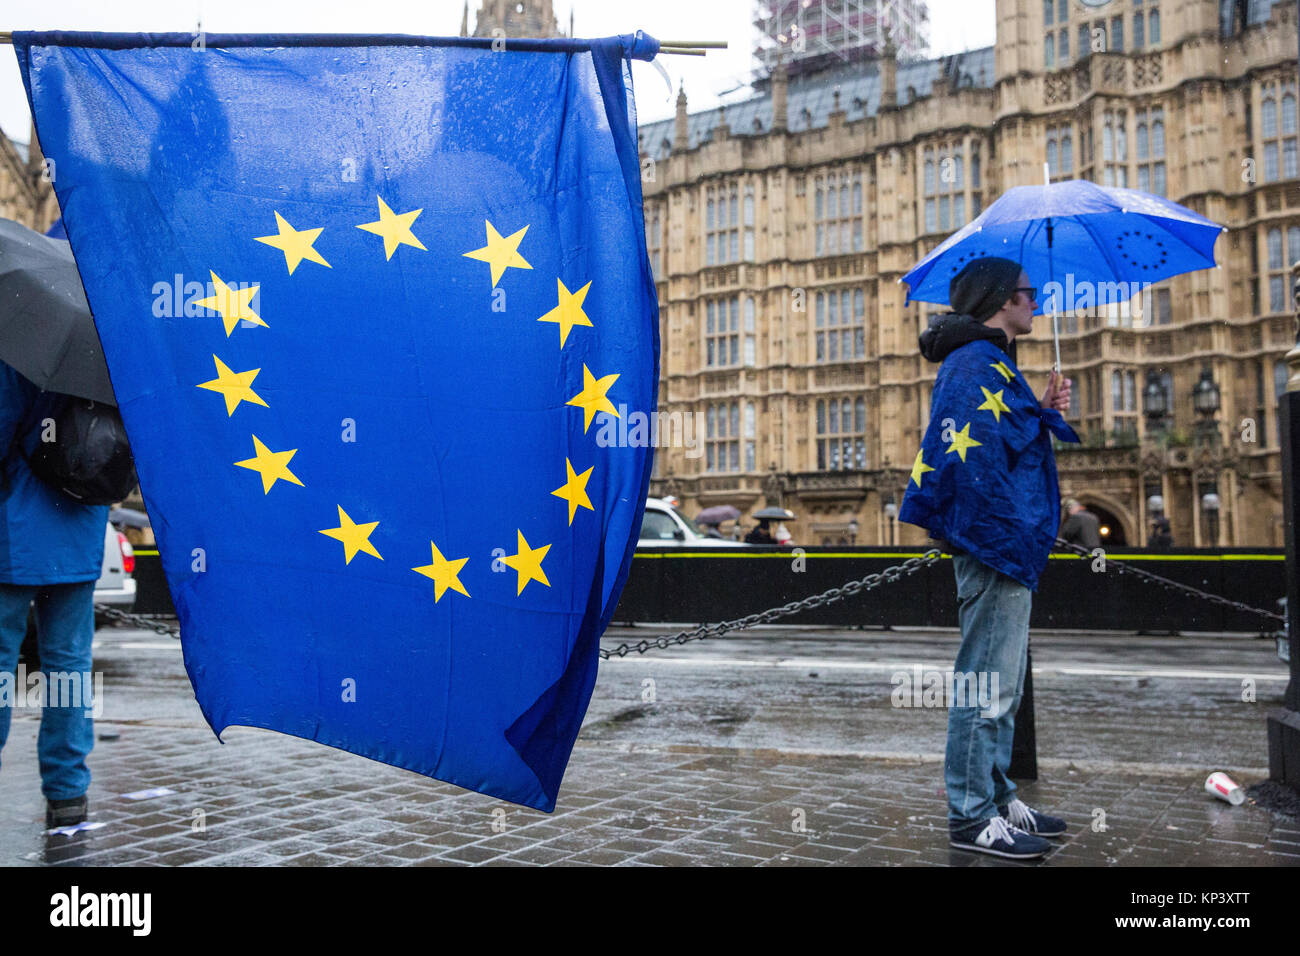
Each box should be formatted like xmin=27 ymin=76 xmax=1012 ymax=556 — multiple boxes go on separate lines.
xmin=357 ymin=196 xmax=427 ymax=260
xmin=990 ymin=360 xmax=1015 ymax=383
xmin=255 ymin=211 xmax=331 ymax=274
xmin=502 ymin=530 xmax=550 ymax=595
xmin=318 ymin=506 xmax=382 ymax=564
xmin=195 ymin=271 xmax=266 ymax=337
xmin=412 ymin=541 xmax=470 ymax=601
xmin=551 ymin=458 xmax=595 ymax=524
xmin=197 ymin=355 xmax=268 ymax=416
xmin=977 ymin=386 xmax=1012 ymax=422
xmin=462 ymin=220 xmax=532 ymax=287
xmin=234 ymin=435 xmax=303 ymax=493
xmin=537 ymin=278 xmax=594 ymax=347
xmin=945 ymin=422 xmax=983 ymax=463
xmin=910 ymin=449 xmax=934 ymax=487
xmin=566 ymin=364 xmax=620 ymax=433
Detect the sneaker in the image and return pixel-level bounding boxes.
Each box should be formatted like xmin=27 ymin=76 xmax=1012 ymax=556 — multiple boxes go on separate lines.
xmin=999 ymin=798 xmax=1067 ymax=837
xmin=950 ymin=815 xmax=1051 ymax=859
xmin=46 ymin=795 xmax=88 ymax=829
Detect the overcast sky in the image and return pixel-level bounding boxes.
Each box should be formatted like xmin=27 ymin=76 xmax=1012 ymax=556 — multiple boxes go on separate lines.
xmin=0 ymin=0 xmax=995 ymax=143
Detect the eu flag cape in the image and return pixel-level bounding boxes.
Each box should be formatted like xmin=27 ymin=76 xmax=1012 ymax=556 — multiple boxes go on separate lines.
xmin=899 ymin=337 xmax=1080 ymax=592
xmin=17 ymin=31 xmax=662 ymax=811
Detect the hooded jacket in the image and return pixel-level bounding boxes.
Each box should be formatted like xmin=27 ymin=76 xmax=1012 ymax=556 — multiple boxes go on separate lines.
xmin=899 ymin=314 xmax=1080 ymax=591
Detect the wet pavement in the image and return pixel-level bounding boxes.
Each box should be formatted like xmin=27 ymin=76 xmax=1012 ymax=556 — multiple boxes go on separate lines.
xmin=1 ymin=623 xmax=1297 ymax=866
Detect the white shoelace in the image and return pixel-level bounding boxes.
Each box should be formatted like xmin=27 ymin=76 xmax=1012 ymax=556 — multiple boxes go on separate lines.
xmin=980 ymin=815 xmax=1022 ymax=846
xmin=1004 ymin=799 xmax=1036 ymax=831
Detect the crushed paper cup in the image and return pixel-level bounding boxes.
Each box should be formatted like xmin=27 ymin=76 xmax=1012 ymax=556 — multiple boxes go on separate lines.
xmin=1205 ymin=771 xmax=1246 ymax=806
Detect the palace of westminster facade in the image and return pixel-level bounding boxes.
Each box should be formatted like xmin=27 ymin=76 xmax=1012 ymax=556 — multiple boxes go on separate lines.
xmin=2 ymin=0 xmax=1298 ymax=547
xmin=639 ymin=0 xmax=1300 ymax=548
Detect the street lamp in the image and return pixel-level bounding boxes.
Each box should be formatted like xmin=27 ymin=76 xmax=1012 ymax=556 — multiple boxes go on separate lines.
xmin=1144 ymin=370 xmax=1169 ymax=435
xmin=883 ymin=497 xmax=898 ymax=546
xmin=1147 ymin=494 xmax=1165 ymax=516
xmin=1201 ymin=491 xmax=1220 ymax=547
xmin=847 ymin=518 xmax=859 ymax=545
xmin=1192 ymin=366 xmax=1221 ymax=444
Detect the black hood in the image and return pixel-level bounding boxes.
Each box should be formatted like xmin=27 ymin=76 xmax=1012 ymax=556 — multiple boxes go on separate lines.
xmin=918 ymin=313 xmax=1011 ymax=363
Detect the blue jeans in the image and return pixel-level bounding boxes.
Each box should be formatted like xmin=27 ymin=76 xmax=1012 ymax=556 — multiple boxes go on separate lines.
xmin=945 ymin=553 xmax=1031 ymax=831
xmin=0 ymin=581 xmax=96 ymax=801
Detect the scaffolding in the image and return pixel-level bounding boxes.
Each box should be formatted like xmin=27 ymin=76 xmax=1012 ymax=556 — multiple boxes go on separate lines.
xmin=754 ymin=0 xmax=930 ymax=77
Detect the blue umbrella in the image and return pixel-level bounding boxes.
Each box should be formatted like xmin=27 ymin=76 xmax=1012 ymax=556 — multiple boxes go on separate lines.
xmin=902 ymin=179 xmax=1226 ymax=369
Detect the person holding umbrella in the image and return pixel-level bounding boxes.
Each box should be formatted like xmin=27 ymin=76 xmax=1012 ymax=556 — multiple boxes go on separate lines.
xmin=899 ymin=176 xmax=1224 ymax=859
xmin=0 ymin=218 xmax=124 ymax=829
xmin=900 ymin=256 xmax=1078 ymax=859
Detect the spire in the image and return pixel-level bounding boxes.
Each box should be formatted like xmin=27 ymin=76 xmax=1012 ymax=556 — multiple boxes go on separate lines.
xmin=674 ymin=83 xmax=689 ymax=151
xmin=879 ymin=36 xmax=899 ymax=111
xmin=460 ymin=0 xmax=469 ymax=38
xmin=771 ymin=58 xmax=788 ymax=131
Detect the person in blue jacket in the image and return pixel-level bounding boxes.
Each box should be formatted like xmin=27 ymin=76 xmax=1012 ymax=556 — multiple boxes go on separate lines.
xmin=900 ymin=257 xmax=1079 ymax=860
xmin=0 ymin=359 xmax=108 ymax=828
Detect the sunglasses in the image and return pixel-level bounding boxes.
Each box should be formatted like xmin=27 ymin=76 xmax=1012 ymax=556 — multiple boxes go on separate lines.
xmin=1014 ymin=287 xmax=1038 ymax=301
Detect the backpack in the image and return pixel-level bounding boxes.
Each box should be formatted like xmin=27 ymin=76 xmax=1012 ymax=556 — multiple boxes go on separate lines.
xmin=14 ymin=394 xmax=137 ymax=506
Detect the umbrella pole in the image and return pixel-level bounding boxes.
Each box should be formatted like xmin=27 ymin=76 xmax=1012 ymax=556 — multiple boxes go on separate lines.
xmin=1043 ymin=164 xmax=1062 ymax=377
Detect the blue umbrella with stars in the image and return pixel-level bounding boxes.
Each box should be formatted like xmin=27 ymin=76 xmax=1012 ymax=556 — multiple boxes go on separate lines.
xmin=901 ymin=178 xmax=1226 ymax=371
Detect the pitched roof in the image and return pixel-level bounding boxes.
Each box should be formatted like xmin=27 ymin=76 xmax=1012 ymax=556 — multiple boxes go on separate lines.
xmin=637 ymin=47 xmax=995 ymax=161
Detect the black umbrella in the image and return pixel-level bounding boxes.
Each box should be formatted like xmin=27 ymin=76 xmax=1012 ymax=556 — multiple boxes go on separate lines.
xmin=0 ymin=217 xmax=115 ymax=406
xmin=752 ymin=506 xmax=796 ymax=521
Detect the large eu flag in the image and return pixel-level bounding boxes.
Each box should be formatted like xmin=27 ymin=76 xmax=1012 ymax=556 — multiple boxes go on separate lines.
xmin=17 ymin=31 xmax=661 ymax=811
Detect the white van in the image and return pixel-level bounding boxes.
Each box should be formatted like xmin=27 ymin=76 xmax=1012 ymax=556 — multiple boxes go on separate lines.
xmin=638 ymin=498 xmax=745 ymax=548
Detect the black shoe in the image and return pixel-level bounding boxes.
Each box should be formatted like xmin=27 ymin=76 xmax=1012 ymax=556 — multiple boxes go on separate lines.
xmin=950 ymin=815 xmax=1051 ymax=859
xmin=46 ymin=795 xmax=88 ymax=829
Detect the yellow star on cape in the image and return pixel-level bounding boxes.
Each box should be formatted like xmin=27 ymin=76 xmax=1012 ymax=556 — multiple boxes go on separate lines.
xmin=234 ymin=435 xmax=303 ymax=493
xmin=195 ymin=271 xmax=266 ymax=336
xmin=566 ymin=364 xmax=620 ymax=433
xmin=538 ymin=278 xmax=594 ymax=348
xmin=990 ymin=360 xmax=1015 ymax=383
xmin=502 ymin=530 xmax=550 ymax=595
xmin=255 ymin=211 xmax=331 ymax=274
xmin=462 ymin=220 xmax=532 ymax=287
xmin=977 ymin=386 xmax=1012 ymax=423
xmin=412 ymin=541 xmax=470 ymax=601
xmin=356 ymin=196 xmax=427 ymax=260
xmin=945 ymin=422 xmax=982 ymax=463
xmin=910 ymin=449 xmax=934 ymax=487
xmin=318 ymin=506 xmax=382 ymax=564
xmin=197 ymin=355 xmax=268 ymax=416
xmin=552 ymin=458 xmax=595 ymax=524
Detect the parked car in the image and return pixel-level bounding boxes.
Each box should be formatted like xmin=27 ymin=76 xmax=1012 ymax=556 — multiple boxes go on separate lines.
xmin=95 ymin=522 xmax=137 ymax=627
xmin=638 ymin=498 xmax=745 ymax=548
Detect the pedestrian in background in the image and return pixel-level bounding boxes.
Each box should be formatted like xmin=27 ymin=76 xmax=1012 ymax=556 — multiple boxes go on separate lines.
xmin=0 ymin=359 xmax=107 ymax=829
xmin=900 ymin=256 xmax=1077 ymax=859
xmin=1059 ymin=498 xmax=1102 ymax=550
xmin=1147 ymin=516 xmax=1174 ymax=549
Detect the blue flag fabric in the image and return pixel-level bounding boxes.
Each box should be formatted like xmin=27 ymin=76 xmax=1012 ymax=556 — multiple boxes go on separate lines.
xmin=17 ymin=31 xmax=661 ymax=811
xmin=899 ymin=339 xmax=1080 ymax=591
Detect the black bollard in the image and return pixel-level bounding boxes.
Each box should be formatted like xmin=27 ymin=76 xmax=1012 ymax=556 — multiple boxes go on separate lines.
xmin=1008 ymin=643 xmax=1038 ymax=780
xmin=1267 ymin=323 xmax=1300 ymax=791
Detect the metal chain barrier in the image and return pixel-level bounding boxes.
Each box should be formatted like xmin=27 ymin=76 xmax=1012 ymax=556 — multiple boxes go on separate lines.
xmin=598 ymin=549 xmax=944 ymax=659
xmin=93 ymin=604 xmax=181 ymax=637
xmin=1051 ymin=537 xmax=1285 ymax=626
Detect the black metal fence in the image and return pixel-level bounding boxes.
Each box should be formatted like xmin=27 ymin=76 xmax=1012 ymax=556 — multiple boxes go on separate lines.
xmin=131 ymin=545 xmax=1286 ymax=634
